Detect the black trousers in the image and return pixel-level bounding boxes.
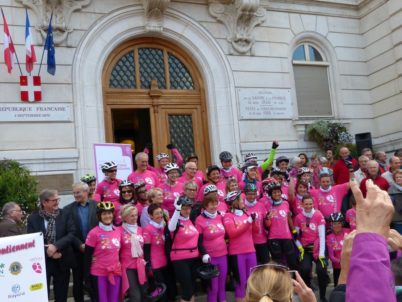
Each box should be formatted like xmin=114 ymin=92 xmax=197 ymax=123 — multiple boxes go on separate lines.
xmin=46 ymin=258 xmax=70 ymax=302
xmin=333 ymin=268 xmax=341 ymax=287
xmin=299 ymin=251 xmax=328 ymax=299
xmin=172 ymin=258 xmax=198 ymax=301
xmin=268 ymin=239 xmax=298 ymax=270
xmin=72 ymin=251 xmax=97 ymax=302
xmin=255 ymin=243 xmax=270 ymax=264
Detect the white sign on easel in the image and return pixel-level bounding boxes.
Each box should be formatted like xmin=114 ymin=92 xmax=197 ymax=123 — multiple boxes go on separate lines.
xmin=93 ymin=143 xmax=134 ymax=182
xmin=0 ymin=232 xmax=48 ymax=301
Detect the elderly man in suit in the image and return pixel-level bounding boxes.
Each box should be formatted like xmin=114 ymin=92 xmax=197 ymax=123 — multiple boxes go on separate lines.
xmin=64 ymin=182 xmax=98 ymax=302
xmin=0 ymin=202 xmax=24 ymax=237
xmin=27 ymin=189 xmax=76 ymax=302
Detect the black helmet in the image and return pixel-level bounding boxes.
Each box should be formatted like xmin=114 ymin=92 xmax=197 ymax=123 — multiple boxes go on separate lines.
xmin=244 ymin=183 xmax=257 ymax=193
xmin=267 ymin=181 xmax=282 ymax=197
xmin=219 ymin=151 xmax=233 ymax=161
xmin=145 ymin=282 xmax=167 ymax=302
xmin=329 ymin=212 xmax=344 ymax=222
xmin=275 ymin=156 xmax=289 ymax=167
xmin=177 ymin=195 xmax=193 ymax=207
xmin=196 ymin=263 xmax=220 ymax=280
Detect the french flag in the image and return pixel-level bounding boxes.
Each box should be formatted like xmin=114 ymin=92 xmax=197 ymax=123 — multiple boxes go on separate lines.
xmin=25 ymin=9 xmax=36 ymax=74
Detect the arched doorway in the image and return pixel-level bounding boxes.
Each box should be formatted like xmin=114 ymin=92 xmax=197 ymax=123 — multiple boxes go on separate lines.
xmin=102 ymin=37 xmax=211 ymax=170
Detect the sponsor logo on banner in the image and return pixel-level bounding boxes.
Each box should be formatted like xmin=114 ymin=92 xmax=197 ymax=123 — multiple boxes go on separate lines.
xmin=9 ymin=262 xmax=22 ymax=276
xmin=9 ymin=284 xmax=25 ymax=299
xmin=0 ymin=263 xmax=5 ymax=277
xmin=31 ymin=262 xmax=42 ymax=274
xmin=29 ymin=283 xmax=43 ymax=291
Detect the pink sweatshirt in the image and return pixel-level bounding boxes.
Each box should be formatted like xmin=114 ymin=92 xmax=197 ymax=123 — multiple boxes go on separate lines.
xmin=95 ymin=178 xmax=122 ymax=203
xmin=159 ymin=181 xmax=184 ymax=217
xmin=294 ymin=211 xmax=325 ymax=247
xmin=223 ymin=212 xmax=256 ymax=255
xmin=170 ymin=218 xmax=199 ymax=261
xmin=326 ymin=228 xmax=350 ymax=269
xmin=244 ymin=201 xmax=268 ymax=244
xmin=143 ymin=223 xmax=168 ymax=269
xmin=311 ymin=183 xmax=349 ymax=219
xmin=345 ymin=208 xmax=356 ymax=231
xmin=268 ymin=201 xmax=292 ymax=240
xmin=195 ymin=214 xmax=227 ymax=258
xmin=220 ymin=166 xmax=243 ymax=183
xmin=85 ymin=226 xmax=122 ymax=277
xmin=178 ymin=173 xmax=203 ymax=192
xmin=127 ymin=170 xmax=159 ymax=191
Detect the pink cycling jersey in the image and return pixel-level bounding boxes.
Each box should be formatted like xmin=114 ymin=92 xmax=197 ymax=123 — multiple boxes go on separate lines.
xmin=220 ymin=167 xmax=242 ymax=183
xmin=85 ymin=226 xmax=122 ymax=276
xmin=311 ymin=183 xmax=349 ymax=219
xmin=95 ymin=178 xmax=122 ymax=203
xmin=127 ymin=170 xmax=159 ymax=191
xmin=143 ymin=223 xmax=168 ymax=269
xmin=326 ymin=228 xmax=350 ymax=269
xmin=268 ymin=201 xmax=292 ymax=240
xmin=223 ymin=212 xmax=255 ymax=255
xmin=178 ymin=173 xmax=203 ymax=192
xmin=159 ymin=181 xmax=184 ymax=217
xmin=170 ymin=218 xmax=199 ymax=261
xmin=244 ymin=201 xmax=268 ymax=244
xmin=294 ymin=210 xmax=325 ymax=247
xmin=195 ymin=214 xmax=227 ymax=258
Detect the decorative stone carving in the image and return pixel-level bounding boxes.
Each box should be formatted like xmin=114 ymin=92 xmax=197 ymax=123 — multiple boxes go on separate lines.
xmin=16 ymin=0 xmax=92 ymax=44
xmin=209 ymin=0 xmax=266 ymax=54
xmin=142 ymin=0 xmax=171 ymax=32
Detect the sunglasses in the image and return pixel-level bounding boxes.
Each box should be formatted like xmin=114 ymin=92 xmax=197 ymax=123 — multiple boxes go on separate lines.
xmin=250 ymin=262 xmax=297 ymax=279
xmin=121 ymin=190 xmax=133 ymax=194
xmin=108 ymin=169 xmax=117 ymax=173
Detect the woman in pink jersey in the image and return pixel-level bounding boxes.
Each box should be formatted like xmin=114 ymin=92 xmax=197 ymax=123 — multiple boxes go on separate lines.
xmin=223 ymin=190 xmax=257 ymax=302
xmin=113 ymin=180 xmax=143 ymax=226
xmin=243 ymin=183 xmax=270 ymax=264
xmin=294 ymin=194 xmax=328 ymax=301
xmin=326 ymin=212 xmax=350 ymax=286
xmin=168 ymin=196 xmax=199 ymax=302
xmin=219 ymin=151 xmax=242 ymax=182
xmin=85 ymin=201 xmax=122 ymax=302
xmin=197 ymin=165 xmax=226 ymax=204
xmin=119 ymin=204 xmax=146 ymax=302
xmin=133 ymin=182 xmax=148 ymax=207
xmin=195 ymin=191 xmax=228 ymax=302
xmin=345 ymin=196 xmax=356 ymax=230
xmin=239 ymin=163 xmax=262 ymax=196
xmin=225 ymin=177 xmax=239 ymax=193
xmin=95 ymin=161 xmax=122 ymax=203
xmin=160 ymin=163 xmax=184 ymax=217
xmin=140 ymin=187 xmax=170 ymax=228
xmin=270 ymin=167 xmax=289 ymax=198
xmin=265 ymin=182 xmax=298 ymax=270
xmin=143 ymin=204 xmax=171 ymax=302
xmin=81 ymin=174 xmax=101 ymax=202
xmin=288 ymin=178 xmax=310 ymax=218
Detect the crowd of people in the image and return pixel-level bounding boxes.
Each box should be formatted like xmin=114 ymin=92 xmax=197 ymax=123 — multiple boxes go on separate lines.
xmin=1 ymin=142 xmax=402 ymax=302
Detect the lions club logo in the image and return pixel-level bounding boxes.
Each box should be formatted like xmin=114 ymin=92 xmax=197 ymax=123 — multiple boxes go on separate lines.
xmin=9 ymin=262 xmax=22 ymax=276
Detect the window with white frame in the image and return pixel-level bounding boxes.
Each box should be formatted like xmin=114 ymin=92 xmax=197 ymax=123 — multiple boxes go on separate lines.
xmin=292 ymin=43 xmax=332 ymax=117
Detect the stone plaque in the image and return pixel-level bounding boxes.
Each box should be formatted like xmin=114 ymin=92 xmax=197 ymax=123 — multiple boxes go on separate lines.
xmin=238 ymin=88 xmax=293 ymax=119
xmin=0 ymin=103 xmax=73 ymax=122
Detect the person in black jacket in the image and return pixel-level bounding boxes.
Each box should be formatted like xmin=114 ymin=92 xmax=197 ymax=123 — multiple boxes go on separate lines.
xmin=27 ymin=189 xmax=76 ymax=302
xmin=64 ymin=182 xmax=98 ymax=302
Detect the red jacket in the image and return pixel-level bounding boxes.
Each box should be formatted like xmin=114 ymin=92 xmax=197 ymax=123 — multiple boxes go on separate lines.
xmin=333 ymin=158 xmax=357 ymax=185
xmin=359 ymin=176 xmax=390 ymax=197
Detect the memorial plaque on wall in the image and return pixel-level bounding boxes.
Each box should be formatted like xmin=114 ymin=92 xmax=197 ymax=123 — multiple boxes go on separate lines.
xmin=0 ymin=103 xmax=73 ymax=122
xmin=238 ymin=88 xmax=293 ymax=119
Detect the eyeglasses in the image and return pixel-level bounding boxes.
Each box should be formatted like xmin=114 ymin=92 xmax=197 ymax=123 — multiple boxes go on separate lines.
xmin=108 ymin=169 xmax=117 ymax=173
xmin=186 ymin=188 xmax=197 ymax=192
xmin=121 ymin=190 xmax=133 ymax=194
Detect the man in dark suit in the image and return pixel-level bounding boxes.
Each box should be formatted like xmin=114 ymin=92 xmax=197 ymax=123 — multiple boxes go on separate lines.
xmin=64 ymin=182 xmax=98 ymax=302
xmin=0 ymin=202 xmax=24 ymax=237
xmin=27 ymin=189 xmax=76 ymax=302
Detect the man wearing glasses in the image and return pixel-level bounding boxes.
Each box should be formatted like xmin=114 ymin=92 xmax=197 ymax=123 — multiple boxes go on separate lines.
xmin=27 ymin=189 xmax=76 ymax=302
xmin=0 ymin=202 xmax=24 ymax=237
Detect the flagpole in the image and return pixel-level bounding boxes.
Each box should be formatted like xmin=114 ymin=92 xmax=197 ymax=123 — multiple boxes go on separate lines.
xmin=1 ymin=8 xmax=23 ymax=75
xmin=38 ymin=12 xmax=52 ymax=76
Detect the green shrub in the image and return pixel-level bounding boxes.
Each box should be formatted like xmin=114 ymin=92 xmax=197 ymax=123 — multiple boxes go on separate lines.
xmin=0 ymin=159 xmax=38 ymax=215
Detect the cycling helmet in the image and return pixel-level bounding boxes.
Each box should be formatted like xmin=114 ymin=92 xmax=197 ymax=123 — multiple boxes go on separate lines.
xmin=119 ymin=180 xmax=133 ymax=189
xmin=267 ymin=181 xmax=282 ymax=196
xmin=177 ymin=195 xmax=193 ymax=207
xmin=329 ymin=212 xmax=344 ymax=222
xmin=97 ymin=201 xmax=115 ymax=214
xmin=164 ymin=162 xmax=180 ymax=174
xmin=156 ymin=153 xmax=169 ymax=161
xmin=225 ymin=190 xmax=241 ymax=205
xmin=203 ymin=184 xmax=218 ymax=196
xmin=319 ymin=167 xmax=332 ymax=177
xmin=80 ymin=174 xmax=96 ymax=184
xmin=206 ymin=165 xmax=220 ymax=176
xmin=196 ymin=263 xmax=220 ymax=280
xmin=244 ymin=152 xmax=257 ymax=163
xmin=297 ymin=167 xmax=312 ymax=176
xmin=270 ymin=167 xmax=286 ymax=176
xmin=262 ymin=178 xmax=276 ymax=192
xmin=134 ymin=182 xmax=146 ymax=192
xmin=145 ymin=282 xmax=167 ymax=302
xmin=244 ymin=183 xmax=257 ymax=193
xmin=101 ymin=161 xmax=117 ymax=173
xmin=219 ymin=151 xmax=233 ymax=161
xmin=275 ymin=156 xmax=289 ymax=167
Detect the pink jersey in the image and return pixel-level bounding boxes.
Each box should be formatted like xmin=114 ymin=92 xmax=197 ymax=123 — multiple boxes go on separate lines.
xmin=244 ymin=201 xmax=268 ymax=244
xmin=95 ymin=178 xmax=122 ymax=203
xmin=143 ymin=224 xmax=167 ymax=269
xmin=127 ymin=170 xmax=159 ymax=191
xmin=290 ymin=194 xmax=306 ymax=217
xmin=294 ymin=211 xmax=325 ymax=247
xmin=92 ymin=193 xmax=101 ymax=202
xmin=217 ymin=201 xmax=228 ymax=214
xmin=326 ymin=228 xmax=350 ymax=269
xmin=197 ymin=181 xmax=226 ymax=203
xmin=119 ymin=226 xmax=144 ymax=269
xmin=239 ymin=180 xmax=262 ymax=196
xmin=223 ymin=212 xmax=255 ymax=255
xmin=170 ymin=219 xmax=199 ymax=261
xmin=259 ymin=195 xmax=272 ymax=212
xmin=160 ymin=181 xmax=184 ymax=217
xmin=178 ymin=174 xmax=203 ymax=192
xmin=220 ymin=167 xmax=243 ymax=183
xmin=85 ymin=226 xmax=122 ymax=276
xmin=311 ymin=183 xmax=349 ymax=219
xmin=345 ymin=208 xmax=356 ymax=230
xmin=195 ymin=214 xmax=227 ymax=258
xmin=268 ymin=201 xmax=292 ymax=240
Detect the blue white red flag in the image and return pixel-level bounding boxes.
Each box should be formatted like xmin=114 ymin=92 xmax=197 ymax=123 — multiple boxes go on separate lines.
xmin=25 ymin=9 xmax=36 ymax=73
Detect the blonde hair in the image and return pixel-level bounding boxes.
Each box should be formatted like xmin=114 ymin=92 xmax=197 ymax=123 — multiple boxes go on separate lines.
xmin=246 ymin=265 xmax=293 ymax=302
xmin=120 ymin=204 xmax=137 ymax=220
xmin=147 ymin=187 xmax=163 ymax=203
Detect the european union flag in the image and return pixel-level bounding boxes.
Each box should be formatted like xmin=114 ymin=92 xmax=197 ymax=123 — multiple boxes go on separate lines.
xmin=45 ymin=14 xmax=55 ymax=75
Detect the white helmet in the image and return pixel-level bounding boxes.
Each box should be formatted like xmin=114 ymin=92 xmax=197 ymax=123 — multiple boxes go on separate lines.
xmin=244 ymin=152 xmax=257 ymax=162
xmin=164 ymin=162 xmax=180 ymax=174
xmin=101 ymin=161 xmax=117 ymax=173
xmin=156 ymin=153 xmax=170 ymax=161
xmin=203 ymin=184 xmax=218 ymax=195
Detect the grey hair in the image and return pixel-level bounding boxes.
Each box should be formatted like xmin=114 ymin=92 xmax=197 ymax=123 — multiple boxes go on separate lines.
xmin=39 ymin=189 xmax=58 ymax=204
xmin=135 ymin=152 xmax=148 ymax=161
xmin=184 ymin=181 xmax=198 ymax=190
xmin=1 ymin=202 xmax=19 ymax=218
xmin=72 ymin=182 xmax=89 ymax=192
